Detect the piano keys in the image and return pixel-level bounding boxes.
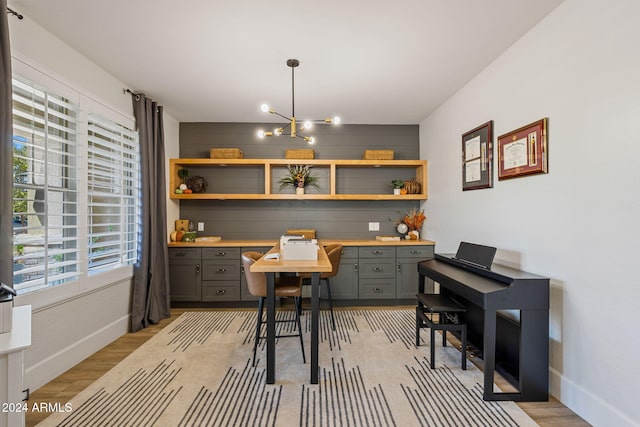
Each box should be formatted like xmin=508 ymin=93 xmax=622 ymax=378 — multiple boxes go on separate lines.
xmin=418 ymin=252 xmax=550 ymax=402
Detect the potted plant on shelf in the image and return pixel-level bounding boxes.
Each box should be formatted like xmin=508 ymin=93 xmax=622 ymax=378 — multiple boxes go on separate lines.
xmin=391 ymin=179 xmax=405 ymax=195
xmin=279 ymin=164 xmax=319 ymax=195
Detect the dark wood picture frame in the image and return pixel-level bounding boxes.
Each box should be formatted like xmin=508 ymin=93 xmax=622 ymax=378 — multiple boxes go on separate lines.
xmin=498 ymin=118 xmax=548 ymax=180
xmin=462 ymin=121 xmax=493 ymax=190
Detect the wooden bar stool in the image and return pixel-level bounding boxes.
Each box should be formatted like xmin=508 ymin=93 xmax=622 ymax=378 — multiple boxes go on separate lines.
xmin=415 ymin=293 xmax=467 ymax=370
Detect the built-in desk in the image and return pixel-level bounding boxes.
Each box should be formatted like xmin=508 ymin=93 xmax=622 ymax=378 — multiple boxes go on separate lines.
xmin=168 ymin=239 xmax=436 ymax=305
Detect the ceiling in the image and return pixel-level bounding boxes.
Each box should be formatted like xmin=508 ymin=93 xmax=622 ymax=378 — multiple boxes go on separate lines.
xmin=9 ymin=0 xmax=563 ymax=124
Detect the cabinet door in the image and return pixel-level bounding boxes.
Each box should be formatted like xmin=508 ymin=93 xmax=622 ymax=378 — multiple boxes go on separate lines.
xmin=169 ymin=260 xmax=201 ymax=301
xmin=396 ymin=246 xmax=435 ymax=299
xmin=329 ymin=257 xmax=359 ymax=300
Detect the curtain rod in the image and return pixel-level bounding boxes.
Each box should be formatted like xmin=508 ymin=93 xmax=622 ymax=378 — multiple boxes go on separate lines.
xmin=123 ymin=88 xmax=141 ymax=101
xmin=7 ymin=7 xmax=23 ymax=19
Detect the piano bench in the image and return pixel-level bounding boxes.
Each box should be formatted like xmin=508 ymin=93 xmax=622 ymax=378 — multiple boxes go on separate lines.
xmin=415 ymin=293 xmax=467 ymax=370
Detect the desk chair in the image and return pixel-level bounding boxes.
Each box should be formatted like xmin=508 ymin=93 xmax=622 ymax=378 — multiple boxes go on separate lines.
xmin=299 ymin=244 xmax=343 ymax=331
xmin=242 ymin=252 xmax=306 ymax=367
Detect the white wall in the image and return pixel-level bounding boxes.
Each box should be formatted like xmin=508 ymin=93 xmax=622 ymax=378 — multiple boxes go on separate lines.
xmin=9 ymin=13 xmax=180 ymax=391
xmin=419 ymin=1 xmax=640 ymax=426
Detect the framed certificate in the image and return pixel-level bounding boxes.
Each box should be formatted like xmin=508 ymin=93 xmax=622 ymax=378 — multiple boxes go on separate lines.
xmin=462 ymin=121 xmax=493 ymax=190
xmin=498 ymin=118 xmax=548 ymax=180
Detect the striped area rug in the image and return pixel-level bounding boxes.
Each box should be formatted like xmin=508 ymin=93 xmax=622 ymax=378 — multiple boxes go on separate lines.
xmin=40 ymin=309 xmax=537 ymax=426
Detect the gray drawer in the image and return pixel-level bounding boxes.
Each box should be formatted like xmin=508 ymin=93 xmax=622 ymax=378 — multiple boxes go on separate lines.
xmin=168 ymin=247 xmax=201 ymax=260
xmin=202 ymin=281 xmax=240 ymax=301
xmin=358 ymin=246 xmax=396 ymax=258
xmin=359 ymin=260 xmax=395 ymax=279
xmin=202 ymin=260 xmax=240 ymax=281
xmin=359 ymin=280 xmax=395 ymax=299
xmin=397 ymin=246 xmax=434 ymax=259
xmin=338 ymin=246 xmax=359 ymax=259
xmin=202 ymin=247 xmax=241 ymax=260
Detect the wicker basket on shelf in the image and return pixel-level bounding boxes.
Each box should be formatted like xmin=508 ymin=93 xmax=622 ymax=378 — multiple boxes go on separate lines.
xmin=362 ymin=149 xmax=394 ymax=160
xmin=285 ymin=149 xmax=315 ymax=159
xmin=210 ymin=148 xmax=244 ymax=159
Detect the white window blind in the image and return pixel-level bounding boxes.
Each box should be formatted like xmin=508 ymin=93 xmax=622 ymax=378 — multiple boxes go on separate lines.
xmin=12 ymin=77 xmax=81 ymax=294
xmin=87 ymin=114 xmax=140 ymax=274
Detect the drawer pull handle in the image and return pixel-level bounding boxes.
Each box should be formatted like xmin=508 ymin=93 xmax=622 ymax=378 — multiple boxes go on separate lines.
xmin=176 ymin=252 xmax=186 ymax=257
xmin=372 ymin=288 xmax=383 ymax=293
xmin=216 ymin=252 xmax=227 ymax=256
xmin=372 ymin=250 xmax=383 ymax=255
xmin=373 ymin=267 xmax=383 ymax=272
xmin=195 ymin=264 xmax=200 ymax=274
xmin=216 ymin=268 xmax=226 ymax=273
xmin=216 ymin=290 xmax=226 ymax=295
xmin=410 ymin=250 xmax=420 ymax=254
xmin=354 ymin=263 xmax=358 ymax=272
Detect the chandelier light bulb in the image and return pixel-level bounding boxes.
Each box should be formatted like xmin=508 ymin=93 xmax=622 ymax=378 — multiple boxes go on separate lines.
xmin=305 ymin=136 xmax=315 ymax=145
xmin=333 ymin=116 xmax=341 ymax=125
xmin=274 ymin=128 xmax=283 ymax=136
xmin=260 ymin=104 xmax=270 ymax=113
xmin=303 ymin=121 xmax=312 ymax=130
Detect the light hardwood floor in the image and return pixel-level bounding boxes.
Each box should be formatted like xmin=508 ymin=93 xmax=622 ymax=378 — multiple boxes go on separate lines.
xmin=26 ymin=308 xmax=590 ymax=426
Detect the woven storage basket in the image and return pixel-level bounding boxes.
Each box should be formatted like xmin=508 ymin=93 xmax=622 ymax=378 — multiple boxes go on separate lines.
xmin=286 ymin=229 xmax=317 ymax=239
xmin=363 ymin=149 xmax=394 ymax=160
xmin=210 ymin=148 xmax=244 ymax=159
xmin=285 ymin=149 xmax=315 ymax=159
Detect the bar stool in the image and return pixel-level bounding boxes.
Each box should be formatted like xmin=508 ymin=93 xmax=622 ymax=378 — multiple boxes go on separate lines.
xmin=415 ymin=293 xmax=467 ymax=370
xmin=242 ymin=252 xmax=306 ymax=367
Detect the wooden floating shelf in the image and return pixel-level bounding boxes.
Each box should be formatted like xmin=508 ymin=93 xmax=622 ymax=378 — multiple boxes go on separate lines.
xmin=170 ymin=158 xmax=428 ymax=201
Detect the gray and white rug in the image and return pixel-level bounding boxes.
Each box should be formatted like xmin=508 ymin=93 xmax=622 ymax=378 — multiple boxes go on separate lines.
xmin=40 ymin=309 xmax=537 ymax=426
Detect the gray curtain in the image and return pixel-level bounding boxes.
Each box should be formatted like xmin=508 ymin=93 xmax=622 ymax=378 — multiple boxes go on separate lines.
xmin=1 ymin=0 xmax=14 ymax=289
xmin=131 ymin=94 xmax=170 ymax=332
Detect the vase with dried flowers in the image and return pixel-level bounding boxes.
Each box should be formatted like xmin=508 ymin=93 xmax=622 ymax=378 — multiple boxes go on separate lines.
xmin=394 ymin=207 xmax=426 ymax=240
xmin=278 ymin=164 xmax=319 ymax=195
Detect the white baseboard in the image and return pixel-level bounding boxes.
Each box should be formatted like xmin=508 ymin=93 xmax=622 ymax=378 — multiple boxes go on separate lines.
xmin=25 ymin=314 xmax=130 ymax=392
xmin=550 ymin=368 xmax=638 ymax=427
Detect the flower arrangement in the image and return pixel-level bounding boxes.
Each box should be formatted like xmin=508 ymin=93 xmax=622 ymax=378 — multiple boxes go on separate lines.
xmin=392 ymin=207 xmax=426 ymax=240
xmin=278 ymin=164 xmax=319 ymax=189
xmin=402 ymin=207 xmax=426 ymax=231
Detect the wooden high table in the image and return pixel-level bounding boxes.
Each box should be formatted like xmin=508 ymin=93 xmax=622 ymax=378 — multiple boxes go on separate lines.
xmin=250 ymin=244 xmax=332 ymax=384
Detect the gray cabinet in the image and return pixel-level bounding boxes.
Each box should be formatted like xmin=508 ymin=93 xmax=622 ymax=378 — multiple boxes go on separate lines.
xmin=329 ymin=246 xmax=359 ymax=300
xmin=202 ymin=247 xmax=241 ymax=301
xmin=396 ymin=245 xmax=434 ymax=299
xmin=169 ymin=248 xmax=201 ymax=301
xmin=358 ymin=246 xmax=397 ymax=299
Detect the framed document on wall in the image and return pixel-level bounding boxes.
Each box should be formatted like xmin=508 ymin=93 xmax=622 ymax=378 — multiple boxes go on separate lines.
xmin=462 ymin=121 xmax=493 ymax=191
xmin=498 ymin=118 xmax=548 ymax=180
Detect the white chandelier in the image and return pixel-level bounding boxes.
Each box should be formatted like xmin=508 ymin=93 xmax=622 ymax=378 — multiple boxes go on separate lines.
xmin=257 ymin=59 xmax=340 ymax=145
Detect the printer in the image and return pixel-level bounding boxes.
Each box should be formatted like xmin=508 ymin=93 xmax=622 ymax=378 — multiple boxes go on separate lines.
xmin=280 ymin=234 xmax=319 ymax=261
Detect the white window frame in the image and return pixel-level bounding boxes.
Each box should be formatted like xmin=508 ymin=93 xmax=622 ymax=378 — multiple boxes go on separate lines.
xmin=11 ymin=59 xmax=139 ymax=310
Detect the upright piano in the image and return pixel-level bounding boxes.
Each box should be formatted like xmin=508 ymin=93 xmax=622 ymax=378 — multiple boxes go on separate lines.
xmin=418 ymin=251 xmax=550 ymax=402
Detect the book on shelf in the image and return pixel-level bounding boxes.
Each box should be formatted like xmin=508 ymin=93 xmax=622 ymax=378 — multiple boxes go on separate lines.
xmin=376 ymin=235 xmax=401 ymax=241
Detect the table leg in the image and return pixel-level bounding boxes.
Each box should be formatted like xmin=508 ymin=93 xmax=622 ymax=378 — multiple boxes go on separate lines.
xmin=266 ymin=272 xmax=276 ymax=384
xmin=311 ymin=271 xmax=320 ymax=384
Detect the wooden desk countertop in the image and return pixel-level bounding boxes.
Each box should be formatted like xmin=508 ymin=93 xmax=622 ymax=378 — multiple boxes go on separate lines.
xmin=169 ymin=238 xmax=435 ymax=248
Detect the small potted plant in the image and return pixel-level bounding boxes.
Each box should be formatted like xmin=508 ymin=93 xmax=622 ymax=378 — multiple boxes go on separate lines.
xmin=279 ymin=165 xmax=319 ymax=195
xmin=391 ymin=179 xmax=405 ymax=195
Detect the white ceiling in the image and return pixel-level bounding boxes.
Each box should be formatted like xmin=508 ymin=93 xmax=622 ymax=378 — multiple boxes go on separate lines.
xmin=9 ymin=0 xmax=563 ymax=124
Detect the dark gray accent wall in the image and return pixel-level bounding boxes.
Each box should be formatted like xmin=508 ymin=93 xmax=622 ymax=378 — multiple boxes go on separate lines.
xmin=178 ymin=123 xmax=421 ymax=239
